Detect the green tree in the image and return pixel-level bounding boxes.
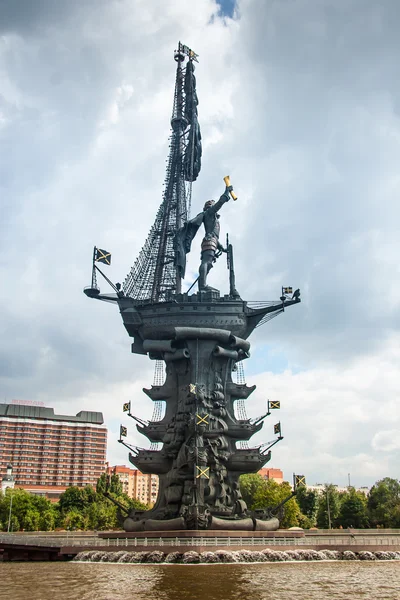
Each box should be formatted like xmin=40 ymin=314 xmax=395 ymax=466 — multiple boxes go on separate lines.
xmin=58 ymin=485 xmax=96 ymax=515
xmin=0 ymin=489 xmax=56 ymax=531
xmin=253 ymin=479 xmax=300 ymax=528
xmin=96 ymin=473 xmax=108 ymax=495
xmin=368 ymin=478 xmax=400 ymax=528
xmin=253 ymin=478 xmax=281 ymax=509
xmin=39 ymin=508 xmax=58 ymax=531
xmin=297 ymin=513 xmax=316 ymax=529
xmin=125 ymin=496 xmax=149 ymax=511
xmin=3 ymin=489 xmax=30 ymax=524
xmin=296 ymin=486 xmax=319 ymax=526
xmin=96 ymin=473 xmax=123 ymax=497
xmin=82 ymin=485 xmax=97 ymax=505
xmin=0 ymin=489 xmax=36 ymax=531
xmin=95 ymin=472 xmax=148 ymax=525
xmin=0 ymin=491 xmax=7 ymax=529
xmin=0 ymin=477 xmax=151 ymax=534
xmin=316 ymin=484 xmax=341 ymax=528
xmin=339 ymin=487 xmax=369 ymax=528
xmin=4 ymin=515 xmax=20 ymax=532
xmin=109 ymin=474 xmax=123 ymax=496
xmin=87 ymin=502 xmax=117 ymax=530
xmin=279 ymin=483 xmax=301 ymax=528
xmin=31 ymin=494 xmax=53 ymax=513
xmin=239 ymin=473 xmax=268 ymax=510
xmin=63 ymin=509 xmax=87 ymax=530
xmin=58 ymin=487 xmax=84 ymax=514
xmin=23 ymin=509 xmax=41 ymax=531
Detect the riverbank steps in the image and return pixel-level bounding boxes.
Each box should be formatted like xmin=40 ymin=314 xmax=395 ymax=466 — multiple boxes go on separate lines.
xmin=73 ymin=549 xmax=400 ymax=564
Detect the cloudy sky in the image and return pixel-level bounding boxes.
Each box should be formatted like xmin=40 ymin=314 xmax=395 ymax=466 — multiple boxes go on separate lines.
xmin=1 ymin=0 xmax=400 ymax=488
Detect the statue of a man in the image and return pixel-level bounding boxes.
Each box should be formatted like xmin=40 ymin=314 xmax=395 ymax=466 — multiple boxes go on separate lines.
xmin=174 ymin=186 xmax=232 ymax=291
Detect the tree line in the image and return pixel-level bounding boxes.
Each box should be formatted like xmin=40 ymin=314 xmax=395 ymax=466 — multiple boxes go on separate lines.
xmin=239 ymin=474 xmax=400 ymax=529
xmin=0 ymin=474 xmax=148 ymax=532
xmin=1 ymin=474 xmax=399 ymax=531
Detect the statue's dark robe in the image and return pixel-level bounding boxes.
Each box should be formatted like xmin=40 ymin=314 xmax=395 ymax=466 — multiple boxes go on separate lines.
xmin=174 ymin=212 xmax=204 ymax=278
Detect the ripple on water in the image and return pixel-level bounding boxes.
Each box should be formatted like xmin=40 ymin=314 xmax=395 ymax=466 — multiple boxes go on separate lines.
xmin=1 ymin=561 xmax=400 ymax=600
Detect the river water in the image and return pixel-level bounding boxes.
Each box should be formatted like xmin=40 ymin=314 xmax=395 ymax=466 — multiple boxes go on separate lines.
xmin=1 ymin=561 xmax=400 ymax=600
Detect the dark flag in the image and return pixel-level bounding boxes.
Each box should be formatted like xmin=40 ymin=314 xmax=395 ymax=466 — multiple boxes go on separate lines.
xmin=95 ymin=248 xmax=112 ymax=265
xmin=120 ymin=425 xmax=127 ymax=438
xmin=274 ymin=422 xmax=281 ymax=435
xmin=183 ymin=60 xmax=202 ymax=182
xmin=123 ymin=402 xmax=130 ymax=413
xmin=269 ymin=401 xmax=280 ymax=409
xmin=295 ymin=474 xmax=306 ymax=487
xmin=180 ymin=43 xmax=199 ymax=62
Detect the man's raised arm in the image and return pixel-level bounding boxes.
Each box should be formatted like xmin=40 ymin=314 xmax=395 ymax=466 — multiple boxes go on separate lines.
xmin=208 ymin=186 xmax=233 ymax=214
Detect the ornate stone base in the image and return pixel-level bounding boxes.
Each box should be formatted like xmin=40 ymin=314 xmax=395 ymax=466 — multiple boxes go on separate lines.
xmin=114 ymin=294 xmax=299 ymax=530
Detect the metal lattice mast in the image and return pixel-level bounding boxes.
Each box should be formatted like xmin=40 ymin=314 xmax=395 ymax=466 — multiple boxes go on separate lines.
xmin=235 ymin=361 xmax=249 ymax=449
xmin=123 ymin=43 xmax=200 ymax=303
xmin=149 ymin=360 xmax=165 ymax=450
xmin=150 ymin=360 xmax=165 ymax=423
xmin=235 ymin=362 xmax=248 ymax=419
xmin=153 ymin=360 xmax=165 ymax=387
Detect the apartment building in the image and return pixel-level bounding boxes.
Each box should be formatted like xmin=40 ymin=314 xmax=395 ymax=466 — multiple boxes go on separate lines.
xmin=258 ymin=467 xmax=284 ymax=484
xmin=0 ymin=403 xmax=107 ymax=496
xmin=107 ymin=465 xmax=159 ymax=506
xmin=307 ymin=483 xmax=370 ymax=494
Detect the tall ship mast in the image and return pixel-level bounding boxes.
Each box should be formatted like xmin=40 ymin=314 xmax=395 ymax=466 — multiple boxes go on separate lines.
xmin=123 ymin=42 xmax=201 ymax=303
xmin=85 ymin=43 xmax=301 ymax=532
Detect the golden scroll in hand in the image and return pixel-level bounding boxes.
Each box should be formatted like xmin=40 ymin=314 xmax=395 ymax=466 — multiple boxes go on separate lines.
xmin=223 ymin=175 xmax=238 ymax=201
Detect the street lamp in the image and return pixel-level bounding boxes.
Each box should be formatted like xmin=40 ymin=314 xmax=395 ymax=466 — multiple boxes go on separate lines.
xmin=7 ymin=491 xmax=14 ymax=533
xmin=2 ymin=463 xmax=16 ymax=533
xmin=326 ymin=487 xmax=332 ymax=530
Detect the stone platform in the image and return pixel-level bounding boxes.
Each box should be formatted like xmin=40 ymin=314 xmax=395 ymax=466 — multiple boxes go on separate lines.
xmin=98 ymin=529 xmax=305 ymax=539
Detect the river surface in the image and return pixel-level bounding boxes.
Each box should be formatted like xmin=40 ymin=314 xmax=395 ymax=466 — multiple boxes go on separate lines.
xmin=1 ymin=561 xmax=400 ymax=600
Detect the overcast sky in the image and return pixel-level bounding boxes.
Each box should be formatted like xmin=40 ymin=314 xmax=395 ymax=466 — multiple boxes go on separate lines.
xmin=1 ymin=0 xmax=400 ymax=488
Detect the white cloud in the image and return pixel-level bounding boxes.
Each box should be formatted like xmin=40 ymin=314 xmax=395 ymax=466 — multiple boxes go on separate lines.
xmin=1 ymin=0 xmax=400 ymax=486
xmin=245 ymin=335 xmax=400 ymax=486
xmin=372 ymin=430 xmax=400 ymax=453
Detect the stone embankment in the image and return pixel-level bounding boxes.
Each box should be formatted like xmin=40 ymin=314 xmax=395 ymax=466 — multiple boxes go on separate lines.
xmin=73 ymin=548 xmax=400 ymax=564
xmin=2 ymin=529 xmax=400 ymax=561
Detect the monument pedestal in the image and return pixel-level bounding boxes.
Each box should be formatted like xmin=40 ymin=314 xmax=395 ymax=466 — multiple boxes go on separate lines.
xmin=117 ymin=295 xmax=282 ymax=532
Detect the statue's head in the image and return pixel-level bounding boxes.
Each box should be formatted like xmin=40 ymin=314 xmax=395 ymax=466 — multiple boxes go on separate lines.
xmin=203 ymin=199 xmax=215 ymax=211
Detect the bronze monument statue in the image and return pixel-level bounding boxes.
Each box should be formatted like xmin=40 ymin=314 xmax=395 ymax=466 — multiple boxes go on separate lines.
xmin=175 ymin=185 xmax=233 ymax=292
xmin=84 ymin=43 xmax=301 ymax=531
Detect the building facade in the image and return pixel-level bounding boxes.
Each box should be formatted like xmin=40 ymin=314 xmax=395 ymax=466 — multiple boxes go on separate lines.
xmin=0 ymin=403 xmax=107 ymax=497
xmin=107 ymin=465 xmax=159 ymax=506
xmin=258 ymin=468 xmax=284 ymax=484
xmin=307 ymin=484 xmax=370 ymax=495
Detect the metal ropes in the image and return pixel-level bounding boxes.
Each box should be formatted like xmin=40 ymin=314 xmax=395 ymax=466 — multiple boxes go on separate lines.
xmin=123 ymin=43 xmax=201 ymax=303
